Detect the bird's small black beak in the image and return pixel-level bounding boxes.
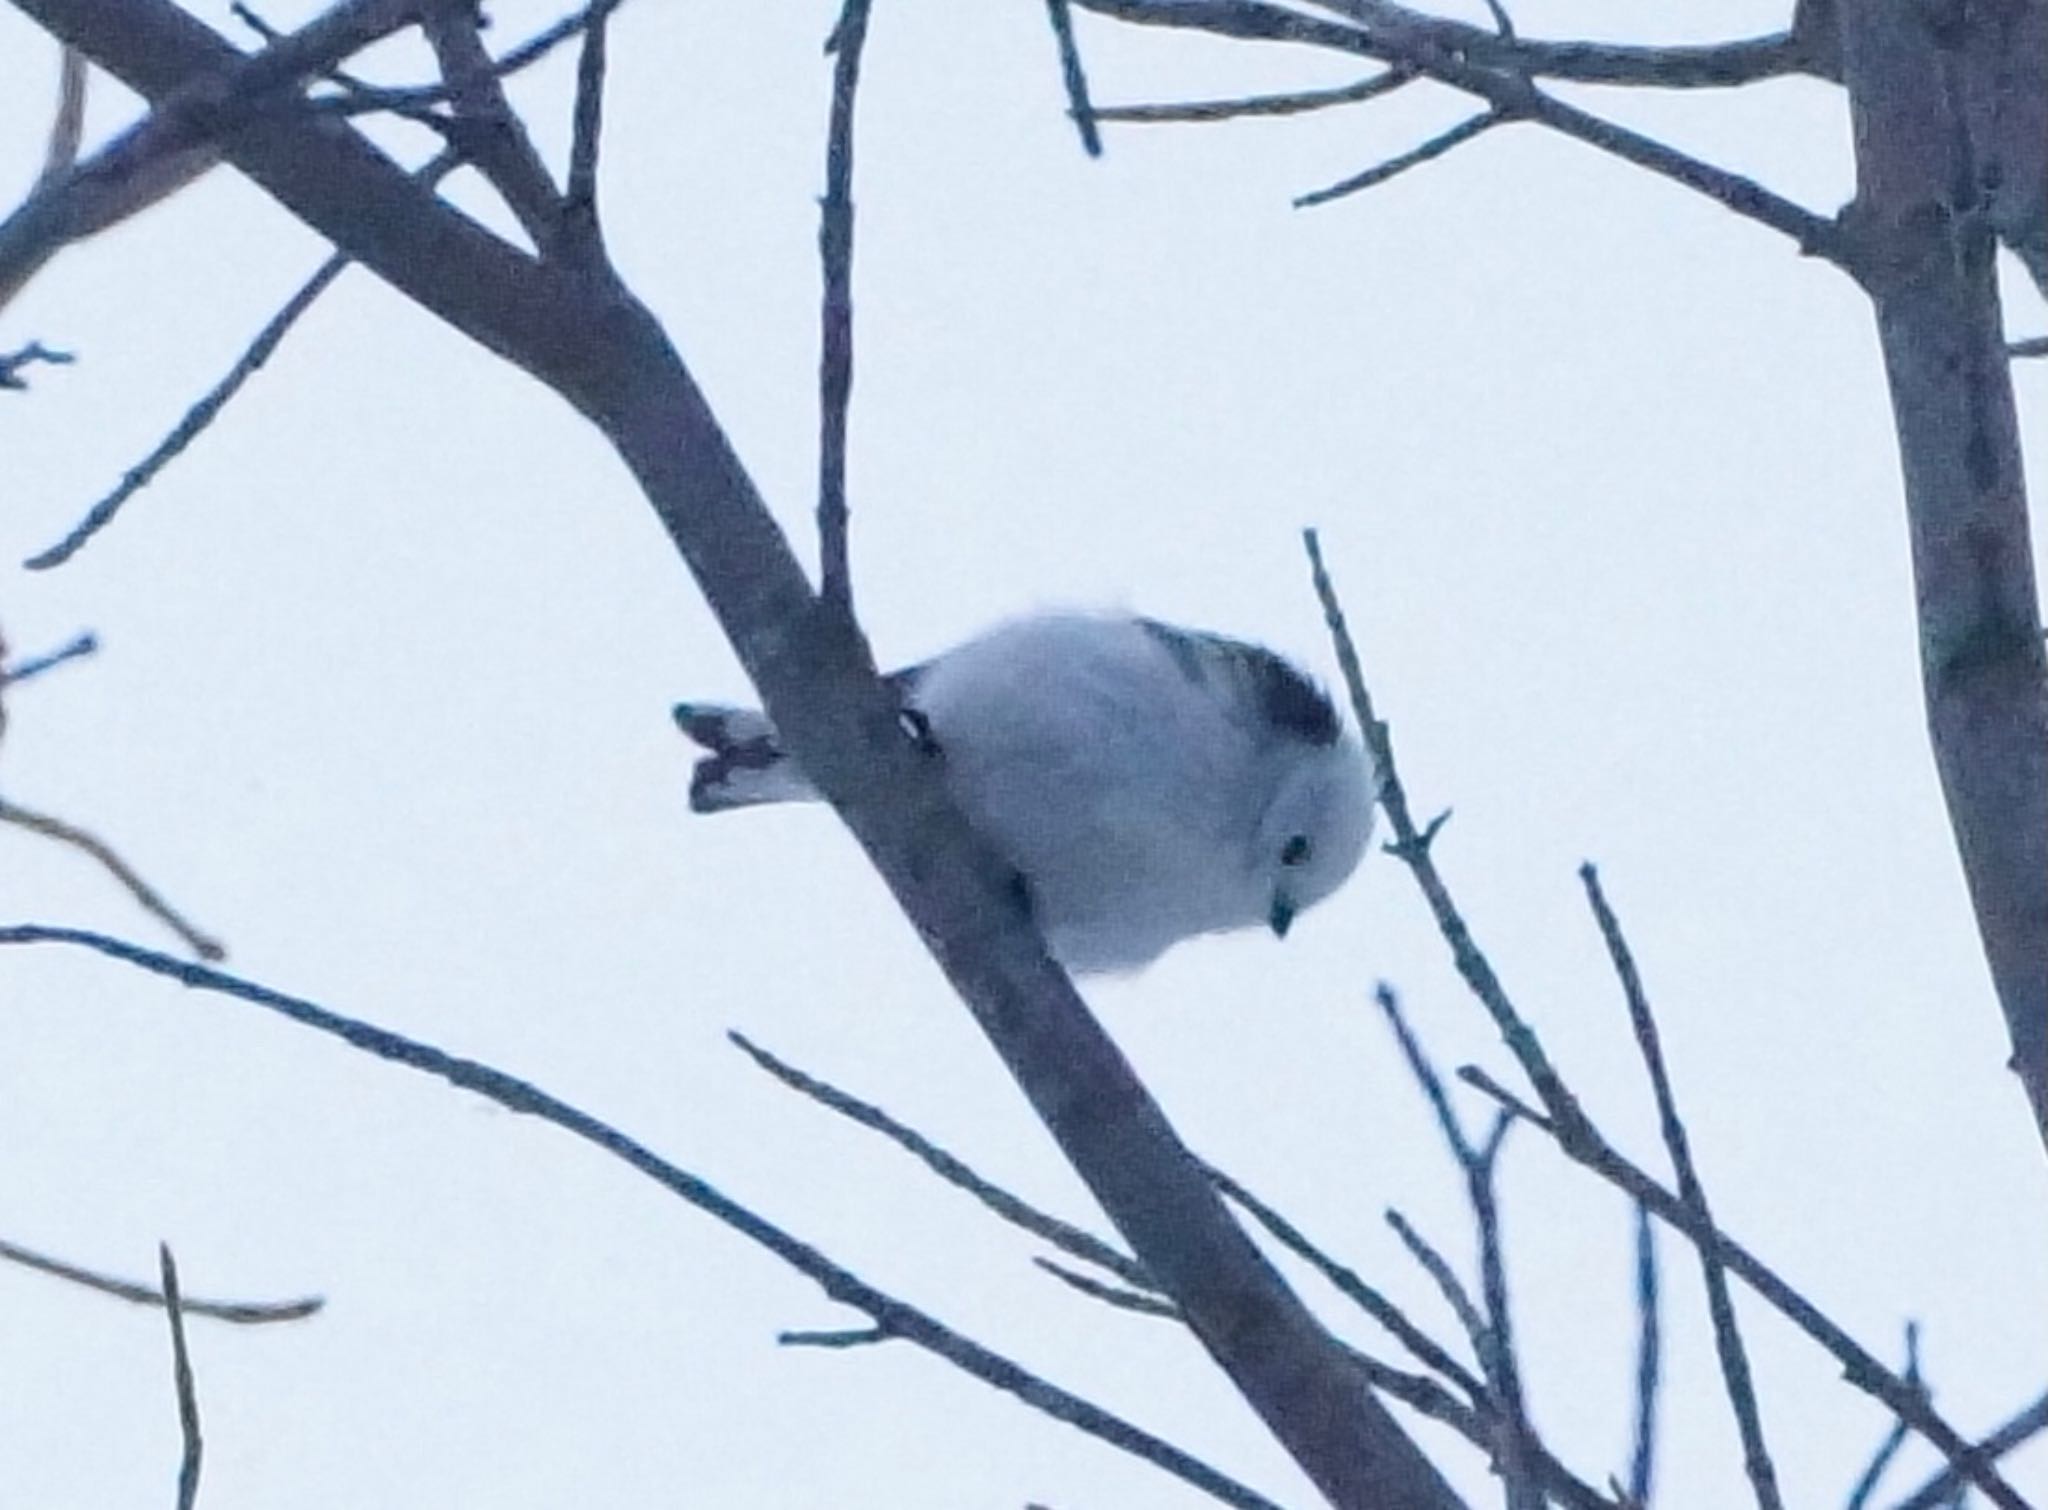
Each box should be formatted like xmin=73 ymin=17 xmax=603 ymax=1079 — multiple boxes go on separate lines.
xmin=1269 ymin=894 xmax=1296 ymax=939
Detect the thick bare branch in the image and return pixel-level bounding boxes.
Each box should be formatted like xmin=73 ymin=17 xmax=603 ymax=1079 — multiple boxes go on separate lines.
xmin=1836 ymin=0 xmax=2048 ymax=1152
xmin=6 ymin=9 xmax=1462 ymax=1499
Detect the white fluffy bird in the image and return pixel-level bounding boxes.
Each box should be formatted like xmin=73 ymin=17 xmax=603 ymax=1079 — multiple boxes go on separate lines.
xmin=673 ymin=612 xmax=1375 ymax=974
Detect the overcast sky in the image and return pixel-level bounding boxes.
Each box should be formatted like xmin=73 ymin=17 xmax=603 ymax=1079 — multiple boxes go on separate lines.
xmin=2 ymin=1 xmax=2044 ymax=1506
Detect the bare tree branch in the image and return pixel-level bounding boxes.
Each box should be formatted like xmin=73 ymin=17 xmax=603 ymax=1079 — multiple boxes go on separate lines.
xmin=560 ymin=0 xmax=613 ymax=260
xmin=39 ymin=46 xmax=87 ymax=186
xmin=1034 ymin=1257 xmax=1181 ymax=1318
xmin=420 ymin=0 xmax=563 ymax=251
xmin=26 ymin=149 xmax=461 ymax=572
xmin=1074 ymin=0 xmax=1845 ymax=259
xmin=1835 ymin=0 xmax=2048 ymax=1152
xmin=160 ymin=1244 xmax=203 ymax=1510
xmin=1294 ymin=109 xmax=1503 ymax=209
xmin=1625 ymin=1201 xmax=1659 ymax=1508
xmin=1091 ymin=69 xmax=1411 ymax=125
xmin=817 ymin=0 xmax=872 ymax=618
xmin=1374 ymin=985 xmax=1539 ymax=1510
xmin=1845 ymin=1324 xmax=1920 ymax=1510
xmin=1308 ymin=532 xmax=2026 ymax=1510
xmin=0 ymin=630 xmax=97 ymax=685
xmin=779 ymin=1324 xmax=889 ymax=1348
xmin=1582 ymin=865 xmax=1780 ymax=1510
xmin=1202 ymin=1162 xmax=1487 ymax=1405
xmin=0 ymin=925 xmax=1287 ymax=1510
xmin=0 ymin=338 xmax=75 ymax=388
xmin=0 ymin=796 xmax=223 ymax=959
xmin=1043 ymin=0 xmax=1102 ymax=157
xmin=1297 ymin=1 xmax=1811 ymax=87
xmin=0 ymin=1235 xmax=321 ymax=1323
xmin=1889 ymin=1390 xmax=2048 ymax=1510
xmin=729 ymin=1030 xmax=1155 ymax=1295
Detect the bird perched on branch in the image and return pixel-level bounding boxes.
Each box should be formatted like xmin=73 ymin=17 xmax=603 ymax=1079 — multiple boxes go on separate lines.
xmin=673 ymin=612 xmax=1374 ymax=974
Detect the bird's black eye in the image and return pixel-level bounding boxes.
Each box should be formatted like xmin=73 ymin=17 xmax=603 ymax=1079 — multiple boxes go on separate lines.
xmin=1280 ymin=834 xmax=1312 ymax=867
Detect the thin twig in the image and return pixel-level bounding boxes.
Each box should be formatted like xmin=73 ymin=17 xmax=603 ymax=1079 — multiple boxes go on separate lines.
xmin=0 ymin=1236 xmax=321 ymax=1323
xmin=26 ymin=259 xmax=344 ymax=568
xmin=1202 ymin=1161 xmax=1488 ymax=1403
xmin=1305 ymin=529 xmax=1592 ymax=1145
xmin=0 ymin=340 xmax=74 ymax=390
xmin=38 ymin=47 xmax=87 ymax=186
xmin=729 ymin=1032 xmax=1155 ymax=1293
xmin=1457 ymin=1060 xmax=2027 ymax=1510
xmin=1306 ymin=531 xmax=2020 ymax=1508
xmin=1384 ymin=1209 xmax=1487 ymax=1360
xmin=26 ymin=151 xmax=460 ymax=572
xmin=780 ymin=1325 xmax=889 ymax=1348
xmin=0 ymin=631 xmax=97 ymax=686
xmin=1092 ymin=69 xmax=1411 ymax=124
xmin=1366 ymin=986 xmax=1540 ymax=1510
xmin=1044 ymin=0 xmax=1103 ymax=157
xmin=561 ymin=1 xmax=610 ymax=259
xmin=2009 ymin=336 xmax=2048 ymax=358
xmin=160 ymin=1245 xmax=203 ymax=1510
xmin=1627 ymin=1201 xmax=1659 ymax=1507
xmin=1035 ymin=1257 xmax=1181 ymax=1318
xmin=0 ymin=798 xmax=223 ymax=959
xmin=817 ymin=0 xmax=873 ymax=618
xmin=1582 ymin=864 xmax=1780 ymax=1510
xmin=1889 ymin=1389 xmax=2048 ymax=1510
xmin=1846 ymin=1324 xmax=1920 ymax=1510
xmin=0 ymin=926 xmax=1285 ymax=1510
xmin=1076 ymin=0 xmax=1845 ymax=260
xmin=1295 ymin=108 xmax=1503 ymax=208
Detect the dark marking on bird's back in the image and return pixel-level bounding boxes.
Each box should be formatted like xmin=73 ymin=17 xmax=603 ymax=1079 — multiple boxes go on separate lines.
xmin=1138 ymin=618 xmax=1339 ymax=747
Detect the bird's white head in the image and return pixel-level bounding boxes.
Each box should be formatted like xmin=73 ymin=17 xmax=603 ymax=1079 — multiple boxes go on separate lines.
xmin=1254 ymin=732 xmax=1376 ymax=942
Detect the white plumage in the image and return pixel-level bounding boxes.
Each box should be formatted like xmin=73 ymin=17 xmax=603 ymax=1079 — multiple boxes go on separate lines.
xmin=673 ymin=611 xmax=1375 ymax=974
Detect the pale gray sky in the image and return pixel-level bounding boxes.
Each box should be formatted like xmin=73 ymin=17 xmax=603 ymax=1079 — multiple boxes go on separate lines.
xmin=1 ymin=2 xmax=2044 ymax=1506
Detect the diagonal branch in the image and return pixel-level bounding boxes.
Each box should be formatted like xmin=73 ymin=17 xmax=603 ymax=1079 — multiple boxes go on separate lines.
xmin=1074 ymin=0 xmax=1844 ymax=260
xmin=420 ymin=0 xmax=563 ymax=251
xmin=0 ymin=1235 xmax=320 ymax=1323
xmin=729 ymin=1030 xmax=1156 ymax=1294
xmin=817 ymin=0 xmax=872 ymax=617
xmin=1582 ymin=865 xmax=1780 ymax=1510
xmin=2 ymin=12 xmax=1466 ymax=1500
xmin=1092 ymin=68 xmax=1412 ymax=125
xmin=1307 ymin=533 xmax=2025 ymax=1510
xmin=1294 ymin=108 xmax=1502 ymax=209
xmin=0 ymin=924 xmax=1286 ymax=1510
xmin=0 ymin=795 xmax=223 ymax=959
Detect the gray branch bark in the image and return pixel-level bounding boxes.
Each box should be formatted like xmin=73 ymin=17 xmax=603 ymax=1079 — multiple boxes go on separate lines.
xmin=1837 ymin=0 xmax=2048 ymax=1151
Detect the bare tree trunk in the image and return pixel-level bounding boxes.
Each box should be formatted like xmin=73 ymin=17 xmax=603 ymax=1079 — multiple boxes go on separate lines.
xmin=1837 ymin=0 xmax=2048 ymax=1151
